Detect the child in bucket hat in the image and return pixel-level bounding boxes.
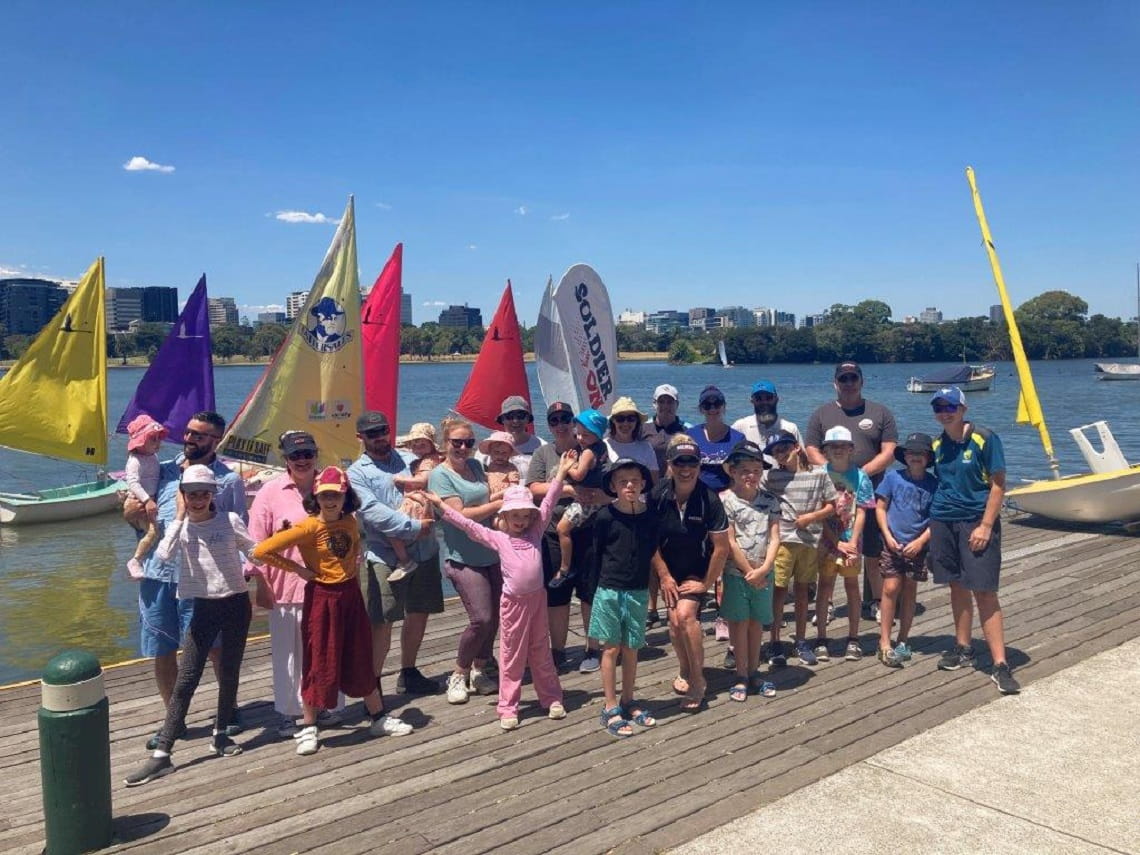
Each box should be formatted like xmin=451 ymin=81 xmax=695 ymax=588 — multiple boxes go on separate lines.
xmin=423 ymin=451 xmax=578 ymax=730
xmin=123 ymin=414 xmax=169 ymax=580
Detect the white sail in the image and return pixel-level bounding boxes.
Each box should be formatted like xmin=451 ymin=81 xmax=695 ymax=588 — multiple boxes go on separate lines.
xmin=550 ymin=264 xmax=619 ymax=415
xmin=718 ymin=339 xmax=729 ymax=368
xmin=535 ymin=275 xmax=579 ymax=411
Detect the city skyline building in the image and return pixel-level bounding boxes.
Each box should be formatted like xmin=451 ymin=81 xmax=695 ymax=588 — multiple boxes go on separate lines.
xmin=208 ymin=296 xmax=239 ymax=327
xmin=401 ymin=292 xmax=413 ymax=326
xmin=438 ymin=304 xmax=483 ymax=328
xmin=0 ymin=277 xmax=67 ymax=336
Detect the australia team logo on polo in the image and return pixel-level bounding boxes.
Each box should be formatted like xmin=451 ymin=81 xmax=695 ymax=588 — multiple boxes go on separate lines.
xmin=302 ymin=296 xmax=353 ymax=353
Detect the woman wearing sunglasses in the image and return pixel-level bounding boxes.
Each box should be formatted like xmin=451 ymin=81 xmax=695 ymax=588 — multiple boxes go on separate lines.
xmin=685 ymin=385 xmax=745 ymax=492
xmin=603 ymin=396 xmax=660 ymax=485
xmin=428 ymin=417 xmax=506 ymax=705
xmin=651 ymin=435 xmax=731 ymax=712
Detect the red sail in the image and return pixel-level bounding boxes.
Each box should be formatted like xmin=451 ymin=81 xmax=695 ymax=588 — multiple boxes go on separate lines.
xmin=455 ymin=281 xmax=530 ymax=431
xmin=361 ymin=242 xmax=403 ymax=427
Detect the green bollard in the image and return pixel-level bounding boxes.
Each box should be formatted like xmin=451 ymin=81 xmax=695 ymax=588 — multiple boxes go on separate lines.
xmin=38 ymin=650 xmax=113 ymax=854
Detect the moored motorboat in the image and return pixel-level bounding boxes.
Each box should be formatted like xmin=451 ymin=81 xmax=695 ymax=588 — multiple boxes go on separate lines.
xmin=906 ymin=363 xmax=995 ymax=393
xmin=1094 ymin=362 xmax=1140 ymax=380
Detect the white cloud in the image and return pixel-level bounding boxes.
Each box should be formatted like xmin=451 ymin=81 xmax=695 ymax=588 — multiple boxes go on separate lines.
xmin=467 ymin=244 xmax=478 ymax=250
xmin=550 ymin=212 xmax=570 ymax=221
xmin=123 ymin=155 xmax=175 ymax=173
xmin=0 ymin=264 xmax=27 ymax=277
xmin=272 ymin=210 xmax=340 ymax=224
xmin=375 ymin=202 xmax=392 ymax=210
xmin=515 ymin=205 xmax=528 ymax=216
xmin=423 ymin=300 xmax=448 ymax=307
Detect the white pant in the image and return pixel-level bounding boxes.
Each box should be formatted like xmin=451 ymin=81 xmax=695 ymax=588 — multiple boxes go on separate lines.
xmin=268 ymin=603 xmax=344 ymax=716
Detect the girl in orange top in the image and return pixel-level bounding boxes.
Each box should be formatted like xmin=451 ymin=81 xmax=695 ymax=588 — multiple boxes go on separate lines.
xmin=252 ymin=466 xmax=413 ymax=756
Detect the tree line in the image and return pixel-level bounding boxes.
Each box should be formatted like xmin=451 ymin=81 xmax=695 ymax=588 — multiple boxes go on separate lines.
xmin=0 ymin=290 xmax=1132 ymax=365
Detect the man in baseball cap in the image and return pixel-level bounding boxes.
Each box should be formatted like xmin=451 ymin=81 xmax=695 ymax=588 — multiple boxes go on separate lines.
xmin=644 ymin=384 xmax=691 ymax=474
xmin=732 ymin=379 xmax=801 ymax=461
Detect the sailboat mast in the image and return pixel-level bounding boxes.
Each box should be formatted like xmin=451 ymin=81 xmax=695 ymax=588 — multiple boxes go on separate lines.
xmin=965 ymin=167 xmax=1061 ymax=479
xmin=1135 ymin=262 xmax=1139 ymax=359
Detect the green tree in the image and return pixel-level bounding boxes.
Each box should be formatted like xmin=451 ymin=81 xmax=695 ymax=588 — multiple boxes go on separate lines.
xmin=668 ymin=339 xmax=698 ymax=364
xmin=249 ymin=324 xmax=288 ymax=359
xmin=1017 ymin=291 xmax=1088 ymax=324
xmin=212 ymin=326 xmax=243 ymax=361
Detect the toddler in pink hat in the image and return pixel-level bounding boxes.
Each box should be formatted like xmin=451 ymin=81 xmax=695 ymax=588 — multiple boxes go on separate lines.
xmin=123 ymin=414 xmax=169 ymax=579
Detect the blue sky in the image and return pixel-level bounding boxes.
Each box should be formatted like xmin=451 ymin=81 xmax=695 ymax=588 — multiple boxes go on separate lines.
xmin=2 ymin=1 xmax=1138 ymax=325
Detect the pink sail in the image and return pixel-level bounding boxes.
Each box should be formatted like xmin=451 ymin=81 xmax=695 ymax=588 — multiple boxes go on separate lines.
xmin=361 ymin=243 xmax=403 ymax=427
xmin=455 ymin=281 xmax=530 ymax=431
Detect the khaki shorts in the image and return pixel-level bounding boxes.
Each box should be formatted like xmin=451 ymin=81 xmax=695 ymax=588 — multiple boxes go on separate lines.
xmin=364 ymin=557 xmax=445 ymax=624
xmin=817 ymin=548 xmax=861 ymax=579
xmin=773 ymin=543 xmax=818 ymax=588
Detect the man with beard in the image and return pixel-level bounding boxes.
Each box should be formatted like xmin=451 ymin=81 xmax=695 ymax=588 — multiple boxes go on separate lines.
xmin=138 ymin=411 xmax=248 ymax=749
xmin=732 ymin=381 xmax=802 ymax=465
xmin=347 ymin=411 xmax=442 ymax=702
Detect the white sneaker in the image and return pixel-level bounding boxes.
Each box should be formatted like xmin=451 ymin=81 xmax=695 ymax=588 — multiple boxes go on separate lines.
xmin=446 ymin=673 xmax=469 ymax=704
xmin=276 ymin=715 xmax=299 ymax=739
xmin=547 ymin=702 xmax=566 ymax=720
xmin=294 ymin=725 xmax=319 ymax=756
xmin=387 ymin=560 xmax=417 ymax=583
xmin=499 ymin=716 xmax=519 ymax=731
xmin=468 ymin=669 xmax=497 ymax=695
xmin=370 ymin=714 xmax=413 ymax=737
xmin=578 ymin=652 xmax=601 ymax=673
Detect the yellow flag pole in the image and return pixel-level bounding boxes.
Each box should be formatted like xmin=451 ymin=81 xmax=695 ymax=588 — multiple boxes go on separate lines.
xmin=965 ymin=167 xmax=1060 ymax=479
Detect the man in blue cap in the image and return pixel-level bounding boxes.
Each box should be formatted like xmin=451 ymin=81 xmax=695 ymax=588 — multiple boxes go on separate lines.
xmin=927 ymin=386 xmax=1019 ymax=695
xmin=732 ymin=380 xmax=801 ymax=463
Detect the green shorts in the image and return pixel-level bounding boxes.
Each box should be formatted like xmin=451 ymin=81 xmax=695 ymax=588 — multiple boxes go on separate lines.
xmin=587 ymin=586 xmax=649 ymax=649
xmin=720 ymin=572 xmax=773 ymax=624
xmin=364 ymin=557 xmax=445 ymax=624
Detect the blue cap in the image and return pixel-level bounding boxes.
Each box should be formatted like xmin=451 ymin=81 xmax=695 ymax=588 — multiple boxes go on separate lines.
xmin=574 ymin=409 xmax=609 ymax=439
xmin=930 ymin=386 xmax=966 ymax=407
xmin=751 ymin=380 xmax=777 ymax=396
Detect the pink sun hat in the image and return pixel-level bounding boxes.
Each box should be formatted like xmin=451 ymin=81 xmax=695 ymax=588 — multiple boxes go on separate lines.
xmin=478 ymin=430 xmax=517 ymax=456
xmin=499 ymin=485 xmax=539 ymax=514
xmin=126 ymin=414 xmax=168 ymax=452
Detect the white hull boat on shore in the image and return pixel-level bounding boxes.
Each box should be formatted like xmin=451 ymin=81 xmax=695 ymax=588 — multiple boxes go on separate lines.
xmin=0 ymin=480 xmax=123 ymax=525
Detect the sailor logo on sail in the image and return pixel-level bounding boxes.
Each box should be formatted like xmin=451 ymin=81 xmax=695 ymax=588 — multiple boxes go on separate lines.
xmin=302 ymin=296 xmax=353 ymax=353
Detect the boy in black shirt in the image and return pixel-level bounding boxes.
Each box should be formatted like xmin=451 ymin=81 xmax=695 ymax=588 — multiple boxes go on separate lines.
xmin=588 ymin=458 xmax=662 ymax=737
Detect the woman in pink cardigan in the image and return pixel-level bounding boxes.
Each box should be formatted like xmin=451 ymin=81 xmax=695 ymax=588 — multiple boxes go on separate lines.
xmin=421 ymin=450 xmax=576 ymax=731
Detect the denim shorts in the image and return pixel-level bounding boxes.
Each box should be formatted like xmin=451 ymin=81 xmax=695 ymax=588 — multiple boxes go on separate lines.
xmin=588 ymin=587 xmax=649 ymax=649
xmin=138 ymin=578 xmax=194 ymax=657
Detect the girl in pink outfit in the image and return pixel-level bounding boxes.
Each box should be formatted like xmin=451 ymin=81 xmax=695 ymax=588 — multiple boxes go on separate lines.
xmin=123 ymin=414 xmax=168 ymax=579
xmin=422 ymin=450 xmax=575 ymax=731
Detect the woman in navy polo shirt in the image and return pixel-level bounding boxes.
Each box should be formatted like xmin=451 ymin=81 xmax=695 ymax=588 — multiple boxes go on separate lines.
xmin=650 ymin=434 xmax=730 ymax=712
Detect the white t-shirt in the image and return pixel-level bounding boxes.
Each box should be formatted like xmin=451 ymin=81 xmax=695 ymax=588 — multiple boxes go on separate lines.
xmin=604 ymin=437 xmax=659 ymax=477
xmin=731 ymin=415 xmax=802 ymax=463
xmin=157 ymin=512 xmax=257 ymax=600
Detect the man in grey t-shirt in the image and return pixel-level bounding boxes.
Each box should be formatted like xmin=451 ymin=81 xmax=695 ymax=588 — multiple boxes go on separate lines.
xmin=805 ymin=361 xmax=898 ymax=619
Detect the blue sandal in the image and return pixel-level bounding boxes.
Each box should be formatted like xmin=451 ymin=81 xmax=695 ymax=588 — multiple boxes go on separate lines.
xmin=600 ymin=705 xmax=633 ymax=738
xmin=624 ymin=703 xmax=656 ymax=727
xmin=749 ymin=673 xmax=777 ymax=698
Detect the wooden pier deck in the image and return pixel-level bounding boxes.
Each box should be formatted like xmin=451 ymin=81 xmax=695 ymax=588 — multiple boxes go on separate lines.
xmin=2 ymin=515 xmax=1139 ymax=855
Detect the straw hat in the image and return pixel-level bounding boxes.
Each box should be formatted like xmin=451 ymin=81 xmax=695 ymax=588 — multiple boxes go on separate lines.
xmin=608 ymin=396 xmax=646 ymax=423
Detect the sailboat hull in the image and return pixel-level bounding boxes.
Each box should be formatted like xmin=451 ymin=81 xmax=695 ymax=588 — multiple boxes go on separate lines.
xmin=1007 ymin=466 xmax=1140 ymax=523
xmin=1094 ymin=363 xmax=1140 ymax=380
xmin=0 ymin=480 xmax=124 ymax=525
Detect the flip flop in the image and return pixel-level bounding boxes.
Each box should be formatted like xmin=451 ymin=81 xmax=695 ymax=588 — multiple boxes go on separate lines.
xmin=729 ymin=682 xmax=748 ymax=703
xmin=672 ymin=676 xmax=690 ymax=696
xmin=679 ymin=694 xmax=707 ymax=713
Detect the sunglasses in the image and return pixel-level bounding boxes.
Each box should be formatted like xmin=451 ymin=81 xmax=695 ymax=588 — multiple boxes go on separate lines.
xmin=502 ymin=411 xmax=530 ymax=421
xmin=612 ymin=414 xmax=639 ymax=424
xmin=671 ymin=455 xmax=701 ymax=467
xmin=751 ymin=393 xmax=776 ymax=402
xmin=837 ymin=374 xmax=860 ymax=383
xmin=286 ymin=450 xmax=316 ymax=461
xmin=449 ymin=437 xmax=476 ymax=449
xmin=699 ymin=400 xmax=725 ymax=410
xmin=362 ymin=426 xmax=390 ymax=437
xmin=547 ymin=413 xmax=573 ymax=425
xmin=933 ymin=403 xmax=960 ymax=413
xmin=183 ymin=429 xmax=221 ymax=442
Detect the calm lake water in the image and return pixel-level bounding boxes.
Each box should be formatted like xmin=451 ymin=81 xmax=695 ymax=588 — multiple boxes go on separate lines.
xmin=1 ymin=358 xmax=1136 ymax=683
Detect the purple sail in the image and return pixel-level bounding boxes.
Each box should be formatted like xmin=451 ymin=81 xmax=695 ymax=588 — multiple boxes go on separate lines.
xmin=117 ymin=275 xmax=215 ymax=441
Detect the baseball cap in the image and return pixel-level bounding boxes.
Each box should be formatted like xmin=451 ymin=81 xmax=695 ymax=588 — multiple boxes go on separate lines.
xmin=546 ymin=401 xmax=574 ymax=417
xmin=666 ymin=436 xmax=701 ymax=462
xmin=314 ymin=466 xmax=349 ymax=494
xmin=356 ymin=411 xmax=389 ymax=433
xmin=698 ymin=385 xmax=725 ymax=406
xmin=497 ymin=395 xmax=533 ymax=423
xmin=723 ymin=439 xmax=768 ymax=472
xmin=279 ymin=430 xmax=317 ymax=454
xmin=834 ymin=361 xmax=863 ymax=380
xmin=750 ymin=381 xmax=777 ymax=397
xmin=762 ymin=430 xmax=799 ymax=456
xmin=931 ymin=386 xmax=966 ymax=407
xmin=653 ymin=384 xmax=679 ymax=401
xmin=180 ymin=464 xmax=218 ymax=492
xmin=821 ymin=426 xmax=854 ymax=447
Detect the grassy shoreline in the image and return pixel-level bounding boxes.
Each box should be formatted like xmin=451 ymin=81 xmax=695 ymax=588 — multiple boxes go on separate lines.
xmin=0 ymin=351 xmax=669 ymax=370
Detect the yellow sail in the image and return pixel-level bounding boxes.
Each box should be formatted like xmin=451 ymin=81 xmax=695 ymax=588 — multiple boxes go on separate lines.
xmin=0 ymin=257 xmax=108 ymax=465
xmin=965 ymin=167 xmax=1059 ymax=475
xmin=220 ymin=197 xmax=363 ymax=468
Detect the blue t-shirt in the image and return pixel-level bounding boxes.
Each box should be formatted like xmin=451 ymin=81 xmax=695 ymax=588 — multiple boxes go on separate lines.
xmin=876 ymin=467 xmax=938 ymax=544
xmin=929 ymin=426 xmax=1005 ymax=522
xmin=427 ymin=460 xmax=499 ymax=566
xmin=825 ymin=464 xmax=874 ymax=542
xmin=685 ymin=424 xmax=746 ymax=491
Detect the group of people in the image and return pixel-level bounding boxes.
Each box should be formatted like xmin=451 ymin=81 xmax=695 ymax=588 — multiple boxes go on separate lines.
xmin=119 ymin=362 xmax=1019 ymax=787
